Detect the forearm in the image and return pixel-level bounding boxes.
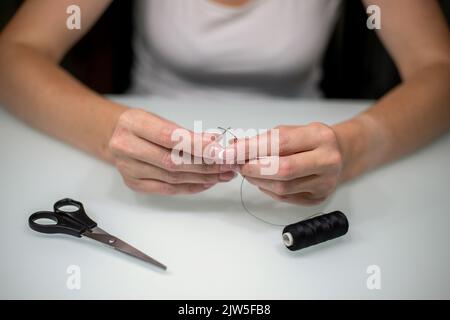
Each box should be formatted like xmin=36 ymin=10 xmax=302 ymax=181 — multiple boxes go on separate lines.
xmin=0 ymin=41 xmax=127 ymax=163
xmin=334 ymin=62 xmax=450 ymax=182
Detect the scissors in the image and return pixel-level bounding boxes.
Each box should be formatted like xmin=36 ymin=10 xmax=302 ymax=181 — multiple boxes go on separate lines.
xmin=28 ymin=198 xmax=167 ymax=270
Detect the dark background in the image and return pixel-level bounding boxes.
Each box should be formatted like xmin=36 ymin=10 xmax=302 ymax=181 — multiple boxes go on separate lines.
xmin=1 ymin=0 xmax=449 ymax=99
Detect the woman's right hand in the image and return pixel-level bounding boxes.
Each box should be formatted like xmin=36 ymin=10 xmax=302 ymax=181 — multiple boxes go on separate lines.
xmin=109 ymin=108 xmax=236 ymax=195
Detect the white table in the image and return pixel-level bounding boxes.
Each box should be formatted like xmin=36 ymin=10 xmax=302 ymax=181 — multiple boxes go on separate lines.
xmin=1 ymin=96 xmax=449 ymax=299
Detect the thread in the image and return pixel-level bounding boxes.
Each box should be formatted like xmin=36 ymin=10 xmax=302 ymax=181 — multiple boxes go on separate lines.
xmin=282 ymin=211 xmax=349 ymax=251
xmin=240 ymin=177 xmax=323 ymax=226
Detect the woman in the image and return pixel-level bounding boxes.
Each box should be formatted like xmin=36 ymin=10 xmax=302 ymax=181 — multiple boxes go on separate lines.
xmin=0 ymin=0 xmax=449 ymax=205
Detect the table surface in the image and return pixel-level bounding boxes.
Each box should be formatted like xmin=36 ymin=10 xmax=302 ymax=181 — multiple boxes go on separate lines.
xmin=1 ymin=96 xmax=449 ymax=299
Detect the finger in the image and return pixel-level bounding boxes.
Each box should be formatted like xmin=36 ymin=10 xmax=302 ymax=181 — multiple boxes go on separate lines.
xmin=111 ymin=132 xmax=227 ymax=174
xmin=124 ymin=109 xmax=219 ymax=158
xmin=123 ymin=177 xmax=214 ymax=195
xmin=259 ymin=188 xmax=327 ymax=206
xmin=224 ymin=125 xmax=322 ymax=161
xmin=116 ymin=157 xmax=237 ymax=184
xmin=239 ymin=152 xmax=319 ymax=180
xmin=245 ymin=175 xmax=319 ymax=196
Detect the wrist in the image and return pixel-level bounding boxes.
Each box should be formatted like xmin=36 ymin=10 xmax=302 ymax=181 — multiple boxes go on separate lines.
xmin=99 ymin=102 xmax=128 ymax=164
xmin=333 ymin=115 xmax=378 ymax=182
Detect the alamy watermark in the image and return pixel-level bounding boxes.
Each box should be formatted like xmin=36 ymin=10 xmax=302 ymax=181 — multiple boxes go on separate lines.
xmin=367 ymin=5 xmax=381 ymax=30
xmin=366 ymin=264 xmax=381 ymax=290
xmin=171 ymin=121 xmax=280 ymax=176
xmin=66 ymin=264 xmax=81 ymax=290
xmin=66 ymin=4 xmax=381 ymax=31
xmin=66 ymin=5 xmax=81 ymax=30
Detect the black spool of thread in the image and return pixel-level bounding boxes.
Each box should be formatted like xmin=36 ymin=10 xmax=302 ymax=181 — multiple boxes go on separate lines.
xmin=282 ymin=211 xmax=349 ymax=251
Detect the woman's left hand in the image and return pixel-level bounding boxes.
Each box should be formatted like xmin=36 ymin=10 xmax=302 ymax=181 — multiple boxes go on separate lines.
xmin=229 ymin=123 xmax=344 ymax=205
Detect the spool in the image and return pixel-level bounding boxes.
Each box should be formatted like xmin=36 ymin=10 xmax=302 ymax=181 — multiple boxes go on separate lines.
xmin=216 ymin=126 xmax=350 ymax=252
xmin=282 ymin=211 xmax=349 ymax=251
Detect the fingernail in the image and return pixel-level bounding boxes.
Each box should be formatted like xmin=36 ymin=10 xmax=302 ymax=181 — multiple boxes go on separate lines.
xmin=219 ymin=171 xmax=237 ymax=181
xmin=203 ymin=183 xmax=215 ymax=189
xmin=215 ymin=148 xmax=235 ymax=163
xmin=224 ymin=148 xmax=235 ymax=161
xmin=217 ymin=149 xmax=225 ymax=160
xmin=203 ymin=132 xmax=219 ymax=141
xmin=209 ymin=145 xmax=224 ymax=157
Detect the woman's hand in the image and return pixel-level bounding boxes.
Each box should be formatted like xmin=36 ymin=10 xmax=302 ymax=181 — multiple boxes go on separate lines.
xmin=109 ymin=108 xmax=236 ymax=195
xmin=230 ymin=123 xmax=344 ymax=205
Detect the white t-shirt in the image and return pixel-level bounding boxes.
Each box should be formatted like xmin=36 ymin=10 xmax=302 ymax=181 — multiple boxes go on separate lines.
xmin=130 ymin=0 xmax=341 ymax=98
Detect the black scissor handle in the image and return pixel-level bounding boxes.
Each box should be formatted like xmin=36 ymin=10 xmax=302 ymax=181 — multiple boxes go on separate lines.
xmin=29 ymin=211 xmax=86 ymax=237
xmin=54 ymin=198 xmax=97 ymax=229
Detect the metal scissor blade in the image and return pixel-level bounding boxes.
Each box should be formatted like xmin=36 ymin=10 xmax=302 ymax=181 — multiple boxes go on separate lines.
xmin=91 ymin=226 xmax=112 ymax=236
xmin=82 ymin=230 xmax=167 ymax=270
